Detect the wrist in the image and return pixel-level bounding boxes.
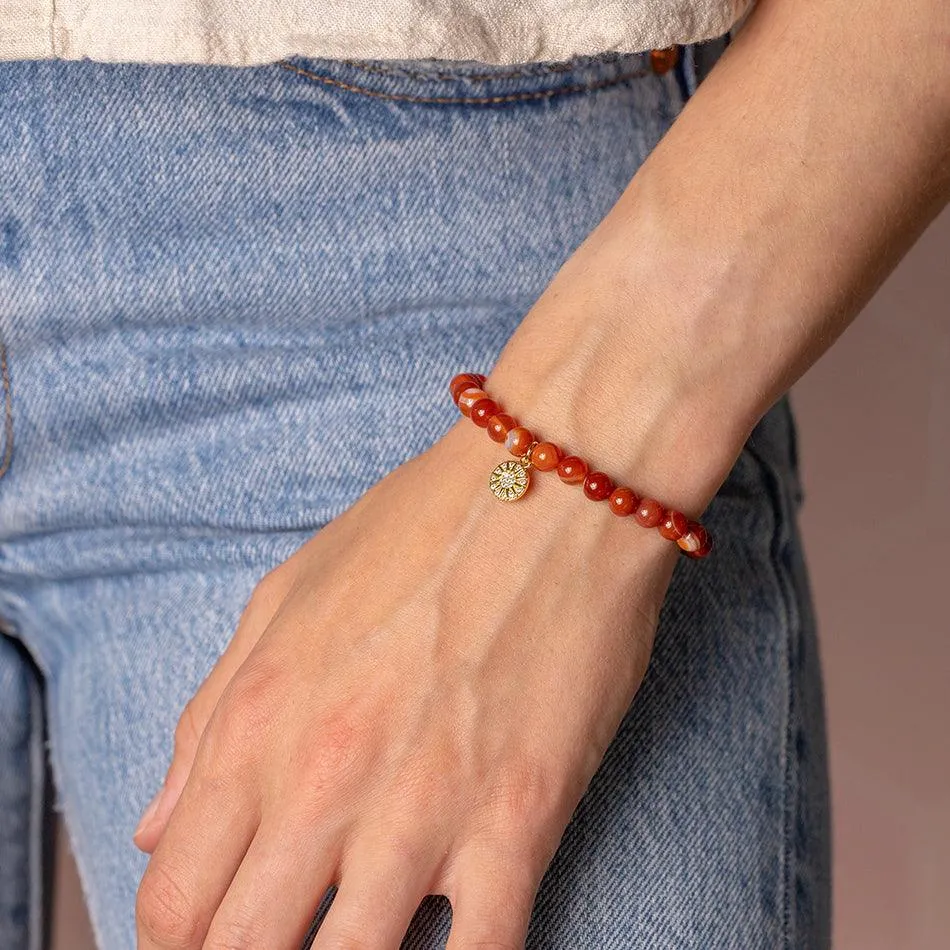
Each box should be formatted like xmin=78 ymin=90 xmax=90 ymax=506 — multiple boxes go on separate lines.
xmin=483 ymin=235 xmax=761 ymax=520
xmin=434 ymin=414 xmax=682 ymax=576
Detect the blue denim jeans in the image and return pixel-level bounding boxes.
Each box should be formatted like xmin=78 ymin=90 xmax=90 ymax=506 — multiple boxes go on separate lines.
xmin=0 ymin=34 xmax=830 ymax=950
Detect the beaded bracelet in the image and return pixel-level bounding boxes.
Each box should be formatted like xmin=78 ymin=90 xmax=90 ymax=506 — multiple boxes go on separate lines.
xmin=449 ymin=372 xmax=713 ymax=559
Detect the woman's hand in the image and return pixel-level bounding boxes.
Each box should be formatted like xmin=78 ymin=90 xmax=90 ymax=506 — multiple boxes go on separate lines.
xmin=130 ymin=413 xmax=681 ymax=949
xmin=127 ymin=0 xmax=950 ymax=938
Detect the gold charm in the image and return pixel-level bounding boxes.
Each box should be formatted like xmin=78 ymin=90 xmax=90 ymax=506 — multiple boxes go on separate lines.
xmin=489 ymin=460 xmax=530 ymax=501
xmin=488 ymin=443 xmax=536 ymax=502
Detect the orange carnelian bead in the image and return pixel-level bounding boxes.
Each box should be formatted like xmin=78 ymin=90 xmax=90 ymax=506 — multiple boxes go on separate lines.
xmin=470 ymin=398 xmax=498 ymax=427
xmin=457 ymin=387 xmax=488 ymax=417
xmin=608 ymin=487 xmax=638 ymax=516
xmin=677 ymin=522 xmax=707 ymax=553
xmin=583 ymin=471 xmax=614 ymax=501
xmin=650 ymin=46 xmax=679 ymax=75
xmin=505 ymin=426 xmax=534 ymax=456
xmin=634 ymin=498 xmax=665 ymax=528
xmin=557 ymin=455 xmax=588 ymax=485
xmin=531 ymin=442 xmax=560 ymax=471
xmin=687 ymin=531 xmax=713 ymax=559
xmin=450 ymin=373 xmax=482 ymax=404
xmin=658 ymin=509 xmax=688 ymax=540
xmin=677 ymin=534 xmax=697 ymax=552
xmin=487 ymin=413 xmax=517 ymax=443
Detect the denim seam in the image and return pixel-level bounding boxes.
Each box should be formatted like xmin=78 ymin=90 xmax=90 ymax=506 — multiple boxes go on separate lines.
xmin=744 ymin=441 xmax=799 ymax=950
xmin=0 ymin=340 xmax=13 ymax=481
xmin=339 ymin=53 xmax=645 ymax=83
xmin=780 ymin=558 xmax=799 ymax=950
xmin=276 ymin=59 xmax=651 ymax=104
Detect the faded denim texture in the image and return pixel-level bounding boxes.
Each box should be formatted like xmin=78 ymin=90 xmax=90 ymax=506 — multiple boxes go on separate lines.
xmin=0 ymin=34 xmax=830 ymax=949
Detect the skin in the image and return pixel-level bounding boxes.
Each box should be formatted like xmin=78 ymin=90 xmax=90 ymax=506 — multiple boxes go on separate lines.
xmin=131 ymin=0 xmax=950 ymax=946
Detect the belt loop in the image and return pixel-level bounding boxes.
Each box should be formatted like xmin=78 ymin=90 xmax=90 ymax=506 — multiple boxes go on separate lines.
xmin=674 ymin=43 xmax=698 ymax=103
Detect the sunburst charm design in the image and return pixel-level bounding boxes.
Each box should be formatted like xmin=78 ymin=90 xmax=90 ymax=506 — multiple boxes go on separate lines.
xmin=489 ymin=460 xmax=530 ymax=501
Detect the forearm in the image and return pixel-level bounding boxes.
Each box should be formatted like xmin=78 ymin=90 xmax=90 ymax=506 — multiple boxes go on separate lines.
xmin=485 ymin=0 xmax=950 ymax=519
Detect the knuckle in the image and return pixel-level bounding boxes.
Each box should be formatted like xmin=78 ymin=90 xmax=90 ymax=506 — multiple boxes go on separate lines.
xmin=293 ymin=705 xmax=375 ymax=812
xmin=228 ymin=655 xmax=283 ymax=722
xmin=484 ymin=758 xmax=555 ymax=830
xmin=211 ymin=659 xmax=284 ymax=753
xmin=136 ymin=861 xmax=202 ymax=947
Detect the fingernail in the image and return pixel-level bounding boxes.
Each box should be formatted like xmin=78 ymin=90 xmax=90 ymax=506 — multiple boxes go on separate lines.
xmin=134 ymin=783 xmax=166 ymax=838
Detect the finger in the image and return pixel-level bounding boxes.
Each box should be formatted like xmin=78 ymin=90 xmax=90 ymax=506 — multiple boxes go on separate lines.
xmin=202 ymin=809 xmax=342 ymax=950
xmin=445 ymin=850 xmax=539 ymax=950
xmin=134 ymin=563 xmax=294 ymax=851
xmin=135 ymin=745 xmax=260 ymax=949
xmin=310 ymin=832 xmax=438 ymax=949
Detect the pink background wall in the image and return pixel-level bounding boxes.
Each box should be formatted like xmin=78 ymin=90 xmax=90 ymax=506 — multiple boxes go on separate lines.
xmin=793 ymin=203 xmax=949 ymax=948
xmin=51 ymin=206 xmax=950 ymax=949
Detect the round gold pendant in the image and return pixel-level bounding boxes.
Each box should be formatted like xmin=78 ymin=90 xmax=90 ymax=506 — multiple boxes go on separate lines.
xmin=489 ymin=460 xmax=530 ymax=501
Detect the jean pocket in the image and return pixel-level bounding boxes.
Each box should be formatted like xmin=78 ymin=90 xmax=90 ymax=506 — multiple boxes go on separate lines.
xmin=274 ymin=49 xmax=680 ymax=107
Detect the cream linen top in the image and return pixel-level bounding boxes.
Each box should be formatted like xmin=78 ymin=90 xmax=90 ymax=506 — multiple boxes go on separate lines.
xmin=0 ymin=0 xmax=753 ymax=66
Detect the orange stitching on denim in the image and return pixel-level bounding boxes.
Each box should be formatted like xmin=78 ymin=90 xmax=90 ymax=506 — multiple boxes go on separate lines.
xmin=0 ymin=341 xmax=12 ymax=481
xmin=342 ymin=56 xmax=637 ymax=83
xmin=277 ymin=60 xmax=651 ymax=104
